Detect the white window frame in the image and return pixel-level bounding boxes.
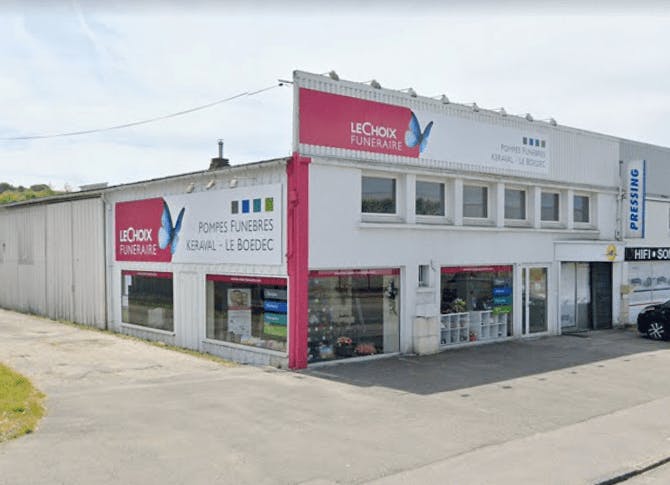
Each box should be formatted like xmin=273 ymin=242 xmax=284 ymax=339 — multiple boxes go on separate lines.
xmin=415 ymin=178 xmax=448 ymax=223
xmin=573 ymin=193 xmax=591 ymax=225
xmin=463 ymin=183 xmax=492 ymax=224
xmin=504 ymin=186 xmax=528 ymax=225
xmin=361 ymin=174 xmax=400 ymax=221
xmin=540 ymin=190 xmax=561 ymax=224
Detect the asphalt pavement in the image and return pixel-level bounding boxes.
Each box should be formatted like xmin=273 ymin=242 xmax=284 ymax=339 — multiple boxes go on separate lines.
xmin=1 ymin=308 xmax=669 ymax=484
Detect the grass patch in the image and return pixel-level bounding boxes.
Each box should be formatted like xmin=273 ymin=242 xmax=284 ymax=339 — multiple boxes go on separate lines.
xmin=0 ymin=364 xmax=45 ymax=442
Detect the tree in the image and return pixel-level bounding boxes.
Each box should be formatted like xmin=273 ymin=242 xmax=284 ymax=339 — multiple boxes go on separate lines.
xmin=0 ymin=182 xmax=14 ymax=194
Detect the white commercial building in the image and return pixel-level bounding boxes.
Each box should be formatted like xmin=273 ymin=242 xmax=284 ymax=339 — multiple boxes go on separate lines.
xmin=1 ymin=70 xmax=669 ymax=368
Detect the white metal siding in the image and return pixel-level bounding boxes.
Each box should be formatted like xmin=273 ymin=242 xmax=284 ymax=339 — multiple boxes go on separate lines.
xmin=620 ymin=140 xmax=670 ymax=197
xmin=72 ymin=199 xmax=106 ymax=327
xmin=46 ymin=202 xmax=74 ymax=321
xmin=0 ymin=197 xmax=106 ymax=327
xmin=0 ymin=206 xmax=48 ymax=315
xmin=17 ymin=206 xmax=47 ymax=315
xmin=0 ymin=210 xmax=18 ymax=309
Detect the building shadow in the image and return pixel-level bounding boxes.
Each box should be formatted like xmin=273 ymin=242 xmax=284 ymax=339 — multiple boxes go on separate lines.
xmin=304 ymin=329 xmax=667 ymax=395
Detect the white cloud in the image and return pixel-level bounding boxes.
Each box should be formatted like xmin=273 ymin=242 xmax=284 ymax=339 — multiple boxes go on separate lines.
xmin=1 ymin=6 xmax=669 ymax=188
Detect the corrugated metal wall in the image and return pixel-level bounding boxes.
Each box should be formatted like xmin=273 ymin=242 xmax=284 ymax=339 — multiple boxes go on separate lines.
xmin=46 ymin=202 xmax=74 ymax=320
xmin=0 ymin=197 xmax=106 ymax=327
xmin=0 ymin=205 xmax=48 ymax=315
xmin=72 ymin=199 xmax=106 ymax=325
xmin=620 ymin=140 xmax=670 ymax=197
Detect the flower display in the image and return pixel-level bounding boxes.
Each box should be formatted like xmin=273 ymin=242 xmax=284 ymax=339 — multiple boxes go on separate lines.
xmin=355 ymin=342 xmax=376 ymax=356
xmin=336 ymin=336 xmax=353 ymax=346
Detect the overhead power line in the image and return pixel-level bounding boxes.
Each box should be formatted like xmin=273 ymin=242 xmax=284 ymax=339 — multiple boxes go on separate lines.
xmin=0 ymin=83 xmax=282 ymax=141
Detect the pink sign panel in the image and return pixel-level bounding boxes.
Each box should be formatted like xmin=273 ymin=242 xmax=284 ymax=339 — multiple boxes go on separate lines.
xmin=309 ymin=268 xmax=400 ymax=278
xmin=115 ymin=198 xmax=173 ymax=262
xmin=441 ymin=265 xmax=513 ymax=274
xmin=206 ymin=274 xmax=288 ymax=286
xmin=299 ymin=88 xmax=420 ymax=158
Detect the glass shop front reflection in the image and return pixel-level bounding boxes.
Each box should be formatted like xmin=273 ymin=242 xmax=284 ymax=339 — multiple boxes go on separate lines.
xmin=308 ymin=270 xmax=400 ymax=363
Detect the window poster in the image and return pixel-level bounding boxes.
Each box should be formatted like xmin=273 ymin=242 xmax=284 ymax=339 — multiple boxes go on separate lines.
xmin=227 ymin=288 xmax=252 ymax=336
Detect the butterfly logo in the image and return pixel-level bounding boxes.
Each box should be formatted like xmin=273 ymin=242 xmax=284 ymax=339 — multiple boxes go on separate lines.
xmin=405 ymin=112 xmax=434 ymax=153
xmin=158 ymin=200 xmax=185 ymax=255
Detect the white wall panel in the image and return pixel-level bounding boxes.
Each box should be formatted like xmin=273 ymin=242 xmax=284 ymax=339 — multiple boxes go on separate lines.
xmin=620 ymin=140 xmax=670 ymax=197
xmin=638 ymin=200 xmax=670 ymax=246
xmin=0 ymin=198 xmax=107 ymax=327
xmin=0 ymin=210 xmax=18 ymax=309
xmin=46 ymin=202 xmax=74 ymax=321
xmin=72 ymin=198 xmax=106 ymax=327
xmin=174 ymin=271 xmax=202 ymax=350
xmin=16 ymin=206 xmax=47 ymax=315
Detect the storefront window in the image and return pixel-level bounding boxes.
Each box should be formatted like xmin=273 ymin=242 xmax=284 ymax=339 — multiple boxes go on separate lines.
xmin=362 ymin=176 xmax=396 ymax=214
xmin=308 ymin=269 xmax=400 ymax=363
xmin=416 ymin=181 xmax=445 ymax=216
xmin=206 ymin=275 xmax=287 ymax=352
xmin=505 ymin=188 xmax=526 ymax=220
xmin=440 ymin=266 xmax=513 ymax=345
xmin=463 ymin=185 xmax=488 ymax=218
xmin=121 ymin=271 xmax=174 ymax=331
xmin=574 ymin=195 xmax=590 ymax=223
xmin=629 ymin=261 xmax=670 ymax=306
xmin=541 ymin=192 xmax=560 ymax=221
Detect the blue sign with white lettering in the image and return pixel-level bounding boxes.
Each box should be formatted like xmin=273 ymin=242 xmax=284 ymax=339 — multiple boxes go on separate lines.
xmin=626 ymin=160 xmax=646 ymax=239
xmin=493 ymin=296 xmax=512 ymax=306
xmin=264 ymin=300 xmax=287 ymax=313
xmin=493 ymin=286 xmax=512 ymax=297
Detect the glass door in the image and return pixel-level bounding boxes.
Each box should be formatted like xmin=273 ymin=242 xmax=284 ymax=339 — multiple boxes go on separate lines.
xmin=521 ymin=266 xmax=548 ymax=335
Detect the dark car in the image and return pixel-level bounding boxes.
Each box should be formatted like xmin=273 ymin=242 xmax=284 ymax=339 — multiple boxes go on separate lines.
xmin=637 ymin=300 xmax=670 ymax=340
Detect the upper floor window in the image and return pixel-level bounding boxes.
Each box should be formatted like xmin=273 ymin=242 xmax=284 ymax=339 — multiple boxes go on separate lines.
xmin=362 ymin=176 xmax=396 ymax=214
xmin=541 ymin=192 xmax=560 ymax=221
xmin=505 ymin=188 xmax=526 ymax=220
xmin=573 ymin=195 xmax=590 ymax=223
xmin=416 ymin=181 xmax=445 ymax=216
xmin=463 ymin=185 xmax=488 ymax=218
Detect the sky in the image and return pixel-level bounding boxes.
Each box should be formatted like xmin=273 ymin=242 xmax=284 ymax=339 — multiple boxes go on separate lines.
xmin=1 ymin=1 xmax=670 ymax=190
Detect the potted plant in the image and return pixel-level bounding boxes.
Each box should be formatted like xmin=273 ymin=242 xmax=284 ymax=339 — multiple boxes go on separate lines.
xmin=451 ymin=298 xmax=466 ymax=313
xmin=335 ymin=336 xmax=355 ymax=357
xmin=354 ymin=342 xmax=377 ymax=356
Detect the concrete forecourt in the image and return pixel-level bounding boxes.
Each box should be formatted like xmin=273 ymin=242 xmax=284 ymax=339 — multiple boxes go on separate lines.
xmin=0 ymin=308 xmax=669 ymax=484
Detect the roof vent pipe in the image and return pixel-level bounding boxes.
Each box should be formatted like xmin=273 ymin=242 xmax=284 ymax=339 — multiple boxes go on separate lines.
xmin=209 ymin=139 xmax=230 ymax=170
